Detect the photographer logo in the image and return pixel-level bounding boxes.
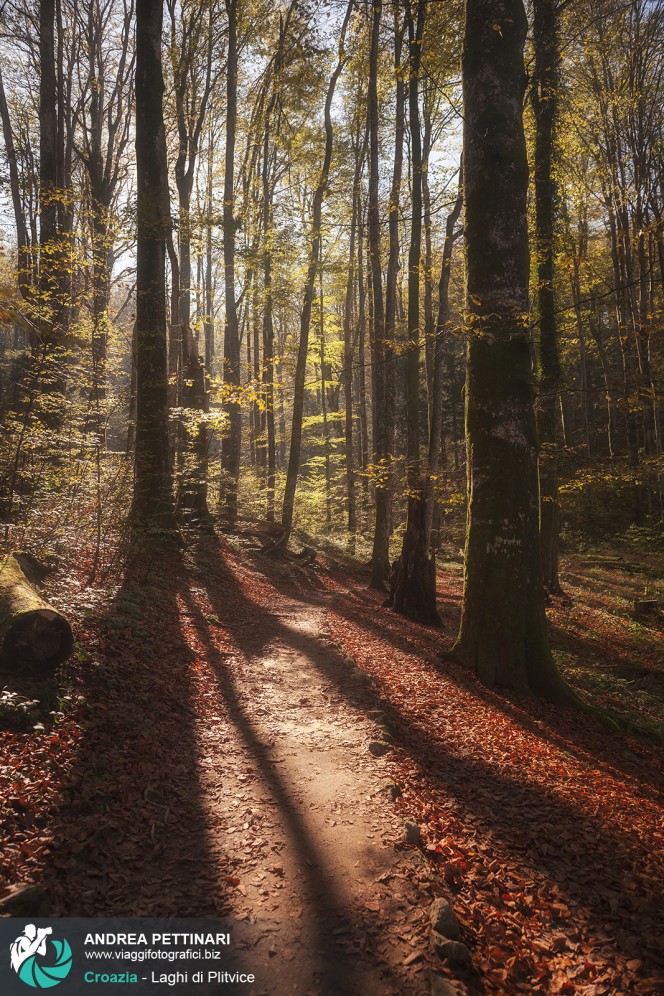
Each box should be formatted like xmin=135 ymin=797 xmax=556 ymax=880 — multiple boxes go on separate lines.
xmin=10 ymin=925 xmax=72 ymax=988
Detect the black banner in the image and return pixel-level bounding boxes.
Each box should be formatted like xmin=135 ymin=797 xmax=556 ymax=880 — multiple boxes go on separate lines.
xmin=0 ymin=919 xmax=258 ymax=995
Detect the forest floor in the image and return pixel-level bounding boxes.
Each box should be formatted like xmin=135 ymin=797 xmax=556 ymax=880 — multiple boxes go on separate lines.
xmin=1 ymin=527 xmax=663 ymax=995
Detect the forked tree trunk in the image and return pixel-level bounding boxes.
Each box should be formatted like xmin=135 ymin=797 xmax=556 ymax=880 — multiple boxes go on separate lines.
xmin=452 ymin=0 xmax=568 ymax=700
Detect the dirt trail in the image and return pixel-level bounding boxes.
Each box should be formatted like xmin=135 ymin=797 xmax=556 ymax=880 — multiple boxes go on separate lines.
xmin=192 ymin=581 xmax=431 ymax=995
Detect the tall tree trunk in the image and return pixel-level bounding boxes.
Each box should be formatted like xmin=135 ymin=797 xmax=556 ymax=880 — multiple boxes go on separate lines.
xmin=532 ymin=0 xmax=562 ymax=595
xmin=39 ymin=0 xmax=66 ymax=369
xmin=131 ymin=0 xmax=176 ymax=534
xmin=262 ymin=122 xmax=277 ymax=522
xmin=0 ymin=66 xmax=33 ymax=303
xmin=452 ymin=0 xmax=567 ymax=700
xmin=204 ymin=128 xmax=215 ymax=373
xmin=170 ymin=0 xmax=214 ymax=524
xmin=425 ymin=163 xmax=463 ymax=548
xmin=221 ymin=0 xmax=242 ymax=525
xmin=389 ymin=0 xmax=439 ymax=625
xmin=280 ymin=3 xmax=351 ymax=540
xmin=342 ymin=124 xmax=365 ymax=549
xmin=357 ymin=206 xmax=369 ymax=516
xmin=319 ymin=270 xmax=333 ymax=532
xmin=384 ymin=7 xmax=405 ymax=463
xmin=368 ymin=0 xmax=390 ymax=588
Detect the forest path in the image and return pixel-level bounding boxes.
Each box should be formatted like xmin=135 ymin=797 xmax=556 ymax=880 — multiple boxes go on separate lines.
xmin=6 ymin=532 xmax=663 ymax=995
xmin=189 ymin=555 xmax=431 ymax=996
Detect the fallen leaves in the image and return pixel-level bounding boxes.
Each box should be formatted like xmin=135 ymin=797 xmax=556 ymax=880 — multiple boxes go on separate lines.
xmin=322 ymin=557 xmax=664 ymax=995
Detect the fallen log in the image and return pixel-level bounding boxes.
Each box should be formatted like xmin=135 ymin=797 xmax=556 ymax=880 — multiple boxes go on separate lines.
xmin=0 ymin=553 xmax=73 ymax=676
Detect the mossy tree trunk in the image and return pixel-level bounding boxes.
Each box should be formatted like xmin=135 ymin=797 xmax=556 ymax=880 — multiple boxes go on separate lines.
xmin=453 ymin=0 xmax=567 ymax=700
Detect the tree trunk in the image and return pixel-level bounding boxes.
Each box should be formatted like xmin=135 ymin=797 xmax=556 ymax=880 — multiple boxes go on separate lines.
xmin=368 ymin=0 xmax=390 ymax=588
xmin=38 ymin=0 xmax=66 ymax=413
xmin=0 ymin=553 xmax=73 ymax=676
xmin=0 ymin=65 xmax=33 ymax=302
xmin=280 ymin=4 xmax=351 ymax=540
xmin=532 ymin=0 xmax=562 ymax=595
xmin=453 ymin=0 xmax=567 ymax=700
xmin=319 ymin=271 xmax=333 ymax=532
xmin=425 ymin=162 xmax=463 ymax=548
xmin=342 ymin=125 xmax=364 ymax=549
xmin=389 ymin=0 xmax=439 ymax=625
xmin=357 ymin=207 xmax=370 ymax=518
xmin=262 ymin=122 xmax=277 ymax=523
xmin=131 ymin=0 xmax=177 ymax=534
xmin=220 ymin=0 xmax=242 ymax=525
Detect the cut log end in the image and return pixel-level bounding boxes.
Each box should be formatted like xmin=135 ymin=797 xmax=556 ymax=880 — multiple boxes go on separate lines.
xmin=0 ymin=552 xmax=74 ymax=677
xmin=2 ymin=609 xmax=74 ymax=672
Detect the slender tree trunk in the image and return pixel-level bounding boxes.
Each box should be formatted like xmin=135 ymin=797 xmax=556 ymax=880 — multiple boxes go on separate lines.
xmin=262 ymin=128 xmax=277 ymax=522
xmin=0 ymin=67 xmax=32 ymax=303
xmin=532 ymin=0 xmax=562 ymax=595
xmin=368 ymin=0 xmax=390 ymax=587
xmin=425 ymin=163 xmax=463 ymax=548
xmin=204 ymin=127 xmax=215 ymax=372
xmin=221 ymin=0 xmax=242 ymax=525
xmin=319 ymin=270 xmax=333 ymax=532
xmin=342 ymin=127 xmax=364 ymax=548
xmin=357 ymin=207 xmax=369 ymax=515
xmin=571 ymin=263 xmax=592 ymax=459
xmin=453 ymin=0 xmax=567 ymax=700
xmin=131 ymin=0 xmax=176 ymax=534
xmin=39 ymin=0 xmax=66 ymax=366
xmin=389 ymin=0 xmax=439 ymax=625
xmin=384 ymin=8 xmax=405 ymax=463
xmin=280 ymin=4 xmax=351 ymax=540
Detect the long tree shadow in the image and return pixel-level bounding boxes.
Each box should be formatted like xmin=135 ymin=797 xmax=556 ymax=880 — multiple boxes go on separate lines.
xmin=40 ymin=544 xmax=235 ymax=919
xmin=194 ymin=535 xmax=663 ymax=979
xmin=283 ymin=564 xmax=664 ymax=799
xmin=184 ymin=538 xmax=419 ymax=995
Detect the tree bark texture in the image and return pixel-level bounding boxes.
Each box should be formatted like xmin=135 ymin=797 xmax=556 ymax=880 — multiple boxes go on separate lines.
xmin=131 ymin=0 xmax=176 ymax=532
xmin=453 ymin=0 xmax=566 ymax=699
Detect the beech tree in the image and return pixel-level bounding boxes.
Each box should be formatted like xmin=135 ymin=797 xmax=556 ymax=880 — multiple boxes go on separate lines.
xmin=130 ymin=0 xmax=176 ymax=532
xmin=452 ymin=0 xmax=567 ymax=698
xmin=532 ymin=0 xmax=563 ymax=595
xmin=389 ymin=0 xmax=441 ymax=625
xmin=281 ymin=0 xmax=352 ymax=540
xmin=0 ymin=0 xmax=661 ymax=597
